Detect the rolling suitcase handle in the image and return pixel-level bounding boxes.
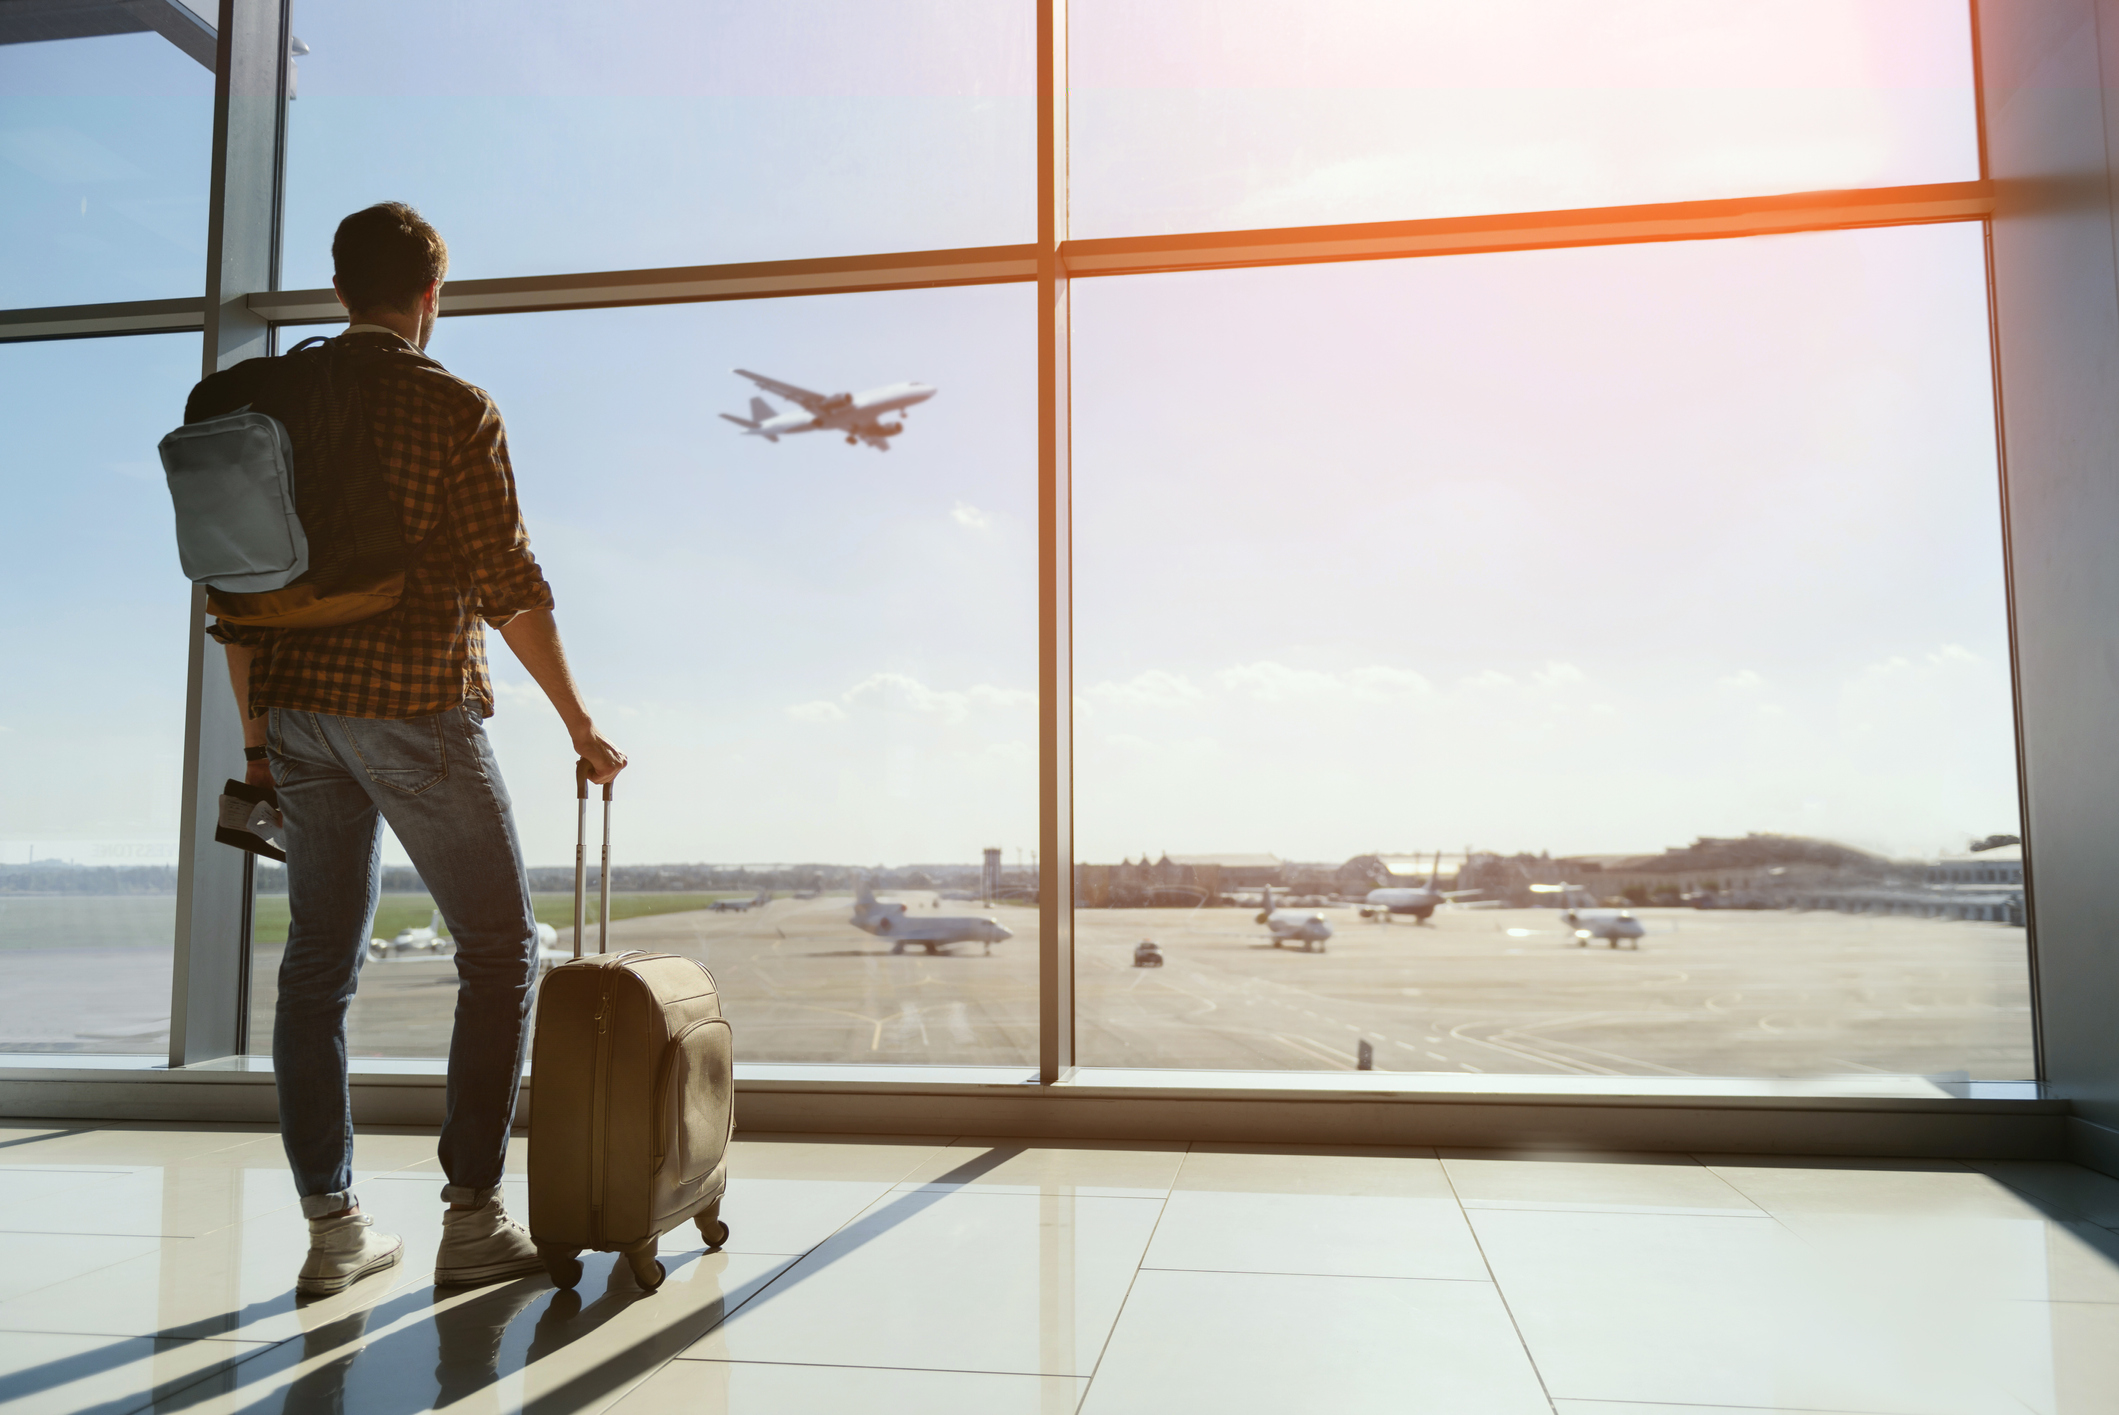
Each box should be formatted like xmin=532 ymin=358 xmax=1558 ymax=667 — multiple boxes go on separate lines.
xmin=573 ymin=759 xmax=613 ymax=958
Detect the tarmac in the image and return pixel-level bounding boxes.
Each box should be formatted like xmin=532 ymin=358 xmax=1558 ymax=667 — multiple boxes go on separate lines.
xmin=247 ymin=894 xmax=2034 ymax=1079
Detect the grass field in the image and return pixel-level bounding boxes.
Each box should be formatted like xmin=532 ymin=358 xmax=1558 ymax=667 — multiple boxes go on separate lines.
xmin=249 ymin=891 xmax=746 ymax=946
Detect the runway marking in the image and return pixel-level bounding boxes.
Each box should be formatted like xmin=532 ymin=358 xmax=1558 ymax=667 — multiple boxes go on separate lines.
xmin=1272 ymin=1032 xmax=1357 ymax=1069
xmin=1448 ymin=1020 xmax=1598 ymax=1074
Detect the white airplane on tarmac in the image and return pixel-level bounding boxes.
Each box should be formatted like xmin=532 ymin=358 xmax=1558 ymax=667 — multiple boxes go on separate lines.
xmin=719 ymin=368 xmax=937 ymax=450
xmin=369 ymin=909 xmax=451 ymax=961
xmin=852 ymin=881 xmax=1012 ymax=955
xmin=1562 ymin=908 xmax=1645 ymax=948
xmin=1259 ymin=886 xmax=1333 ymax=953
xmin=1359 ymin=851 xmax=1484 ymax=924
xmin=710 ymin=888 xmax=771 ymax=913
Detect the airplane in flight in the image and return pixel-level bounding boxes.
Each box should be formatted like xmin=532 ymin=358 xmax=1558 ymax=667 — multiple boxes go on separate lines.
xmin=709 ymin=888 xmax=772 ymax=913
xmin=1258 ymin=886 xmax=1333 ymax=953
xmin=1562 ymin=908 xmax=1645 ymax=948
xmin=852 ymin=881 xmax=1012 ymax=955
xmin=719 ymin=368 xmax=937 ymax=451
xmin=1358 ymin=852 xmax=1484 ymax=925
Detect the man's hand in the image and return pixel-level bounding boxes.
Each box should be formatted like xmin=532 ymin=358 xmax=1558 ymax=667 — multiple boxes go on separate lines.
xmin=573 ymin=723 xmax=626 ymax=786
xmin=246 ymin=759 xmax=275 ymax=791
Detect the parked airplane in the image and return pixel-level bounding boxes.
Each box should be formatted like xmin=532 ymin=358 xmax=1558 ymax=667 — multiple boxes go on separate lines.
xmin=852 ymin=881 xmax=1012 ymax=955
xmin=719 ymin=368 xmax=937 ymax=450
xmin=710 ymin=888 xmax=771 ymax=913
xmin=1562 ymin=908 xmax=1645 ymax=948
xmin=1359 ymin=852 xmax=1483 ymax=924
xmin=1258 ymin=886 xmax=1332 ymax=952
xmin=369 ymin=909 xmax=450 ymax=961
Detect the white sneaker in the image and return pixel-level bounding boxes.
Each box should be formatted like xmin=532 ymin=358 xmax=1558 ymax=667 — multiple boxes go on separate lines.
xmin=297 ymin=1212 xmax=403 ymax=1296
xmin=435 ymin=1191 xmax=545 ymax=1287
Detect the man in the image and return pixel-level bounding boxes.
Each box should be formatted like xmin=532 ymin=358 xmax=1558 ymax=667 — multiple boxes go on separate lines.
xmin=212 ymin=203 xmax=624 ymax=1296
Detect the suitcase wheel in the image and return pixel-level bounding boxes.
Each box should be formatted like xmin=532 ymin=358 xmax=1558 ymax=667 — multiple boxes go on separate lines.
xmin=538 ymin=1244 xmax=584 ymax=1291
xmin=622 ymin=1241 xmax=666 ymax=1292
xmin=697 ymin=1214 xmax=731 ymax=1250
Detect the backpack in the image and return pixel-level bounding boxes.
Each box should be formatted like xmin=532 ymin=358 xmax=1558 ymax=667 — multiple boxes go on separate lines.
xmin=159 ymin=334 xmax=439 ymax=629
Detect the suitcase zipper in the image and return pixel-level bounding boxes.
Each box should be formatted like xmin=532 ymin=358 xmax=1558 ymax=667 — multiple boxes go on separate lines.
xmin=589 ymin=983 xmax=613 ymax=1244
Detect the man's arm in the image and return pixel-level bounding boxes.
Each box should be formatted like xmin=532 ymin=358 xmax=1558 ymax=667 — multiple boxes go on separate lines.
xmin=497 ymin=609 xmax=626 ymax=784
xmin=223 ymin=642 xmax=272 ymax=789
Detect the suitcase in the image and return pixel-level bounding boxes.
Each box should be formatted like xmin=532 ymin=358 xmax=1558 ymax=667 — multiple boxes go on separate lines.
xmin=528 ymin=761 xmax=734 ymax=1292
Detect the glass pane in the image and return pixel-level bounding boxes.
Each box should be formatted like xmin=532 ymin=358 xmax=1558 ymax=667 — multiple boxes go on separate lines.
xmin=280 ymin=0 xmax=1034 ymax=289
xmin=1072 ymin=221 xmax=2029 ymax=1079
xmin=0 ymin=334 xmax=197 ymax=1052
xmin=1072 ymin=0 xmax=1979 ymax=239
xmin=248 ymin=285 xmax=1038 ymax=1064
xmin=0 ymin=26 xmax=215 ymax=307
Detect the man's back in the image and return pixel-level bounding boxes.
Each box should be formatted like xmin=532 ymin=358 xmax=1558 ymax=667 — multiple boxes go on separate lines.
xmin=210 ymin=327 xmax=552 ymax=722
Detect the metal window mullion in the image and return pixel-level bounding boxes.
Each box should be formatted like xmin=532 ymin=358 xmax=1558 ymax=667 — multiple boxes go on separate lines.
xmin=169 ymin=0 xmax=288 ymax=1068
xmin=1037 ymin=0 xmax=1074 ymax=1084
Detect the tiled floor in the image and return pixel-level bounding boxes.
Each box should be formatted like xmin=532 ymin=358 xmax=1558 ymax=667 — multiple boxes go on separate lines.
xmin=1 ymin=1124 xmax=2116 ymax=1414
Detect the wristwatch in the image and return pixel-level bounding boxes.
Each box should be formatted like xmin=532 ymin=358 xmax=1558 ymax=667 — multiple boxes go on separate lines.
xmin=244 ymin=746 xmax=270 ymax=762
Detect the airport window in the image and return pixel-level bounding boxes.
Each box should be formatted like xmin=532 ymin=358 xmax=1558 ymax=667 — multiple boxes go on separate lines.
xmin=3 ymin=0 xmax=2035 ymax=1091
xmin=277 ymin=0 xmax=1037 ymax=288
xmin=0 ymin=334 xmax=197 ymax=1053
xmin=247 ymin=289 xmax=1040 ymax=1064
xmin=1071 ymin=220 xmax=2032 ymax=1078
xmin=0 ymin=19 xmax=215 ymax=307
xmin=1068 ymin=0 xmax=1980 ymax=240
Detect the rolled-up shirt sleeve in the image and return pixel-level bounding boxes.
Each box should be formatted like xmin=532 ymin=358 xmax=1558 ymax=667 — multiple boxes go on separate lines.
xmin=207 ymin=618 xmax=268 ymax=646
xmin=448 ymin=398 xmax=556 ymax=627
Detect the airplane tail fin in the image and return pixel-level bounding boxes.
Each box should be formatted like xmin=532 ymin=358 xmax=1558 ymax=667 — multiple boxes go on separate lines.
xmin=855 ymin=878 xmax=877 ymax=909
xmin=1427 ymin=850 xmax=1442 ymax=890
xmin=1256 ymin=884 xmax=1275 ymax=924
xmin=749 ymin=396 xmax=774 ymax=423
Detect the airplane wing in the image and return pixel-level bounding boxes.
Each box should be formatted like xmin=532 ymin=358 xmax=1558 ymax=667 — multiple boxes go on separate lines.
xmin=734 ymin=368 xmax=829 ymax=413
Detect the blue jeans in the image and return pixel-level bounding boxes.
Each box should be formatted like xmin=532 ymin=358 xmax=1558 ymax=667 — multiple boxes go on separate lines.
xmin=267 ymin=702 xmax=537 ymax=1217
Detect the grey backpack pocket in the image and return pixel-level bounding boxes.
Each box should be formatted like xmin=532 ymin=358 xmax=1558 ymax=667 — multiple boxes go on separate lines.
xmin=159 ymin=410 xmax=309 ymax=593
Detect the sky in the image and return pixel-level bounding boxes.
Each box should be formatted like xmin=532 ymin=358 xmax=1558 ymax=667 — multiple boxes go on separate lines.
xmin=0 ymin=2 xmax=2013 ymax=872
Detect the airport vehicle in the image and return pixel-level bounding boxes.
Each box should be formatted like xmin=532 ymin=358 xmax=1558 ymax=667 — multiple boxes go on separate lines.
xmin=1259 ymin=886 xmax=1332 ymax=952
xmin=709 ymin=888 xmax=771 ymax=913
xmin=1133 ymin=940 xmax=1165 ymax=968
xmin=530 ymin=762 xmax=731 ymax=1294
xmin=719 ymin=368 xmax=937 ymax=451
xmin=851 ymin=880 xmax=1012 ymax=955
xmin=1563 ymin=908 xmax=1645 ymax=948
xmin=1359 ymin=852 xmax=1483 ymax=924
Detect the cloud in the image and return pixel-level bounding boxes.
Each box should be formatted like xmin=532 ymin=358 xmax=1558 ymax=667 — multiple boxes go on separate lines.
xmin=787 ymin=700 xmax=846 ymax=723
xmin=1087 ymin=670 xmax=1203 ymax=712
xmin=1346 ymin=665 xmax=1434 ymax=698
xmin=1231 ymin=662 xmax=1421 ymax=701
xmin=1531 ymin=662 xmax=1587 ymax=689
xmin=951 ymin=502 xmax=991 ymax=532
xmin=831 ymin=672 xmax=1036 ymax=725
xmin=1716 ymin=669 xmax=1766 ymax=691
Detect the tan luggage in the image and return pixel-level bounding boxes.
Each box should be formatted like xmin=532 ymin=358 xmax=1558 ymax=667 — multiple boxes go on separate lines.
xmin=528 ymin=764 xmax=733 ymax=1292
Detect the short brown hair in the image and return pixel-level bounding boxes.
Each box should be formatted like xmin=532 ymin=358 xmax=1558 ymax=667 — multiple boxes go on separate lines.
xmin=332 ymin=202 xmax=448 ymax=313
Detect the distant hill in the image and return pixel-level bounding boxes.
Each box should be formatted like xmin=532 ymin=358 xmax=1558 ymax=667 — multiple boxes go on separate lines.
xmin=1611 ymin=834 xmax=1888 ymax=874
xmin=0 ymin=862 xmax=177 ymax=895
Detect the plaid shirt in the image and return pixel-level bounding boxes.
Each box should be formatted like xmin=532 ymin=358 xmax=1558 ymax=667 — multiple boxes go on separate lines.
xmin=209 ymin=329 xmax=554 ymax=721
